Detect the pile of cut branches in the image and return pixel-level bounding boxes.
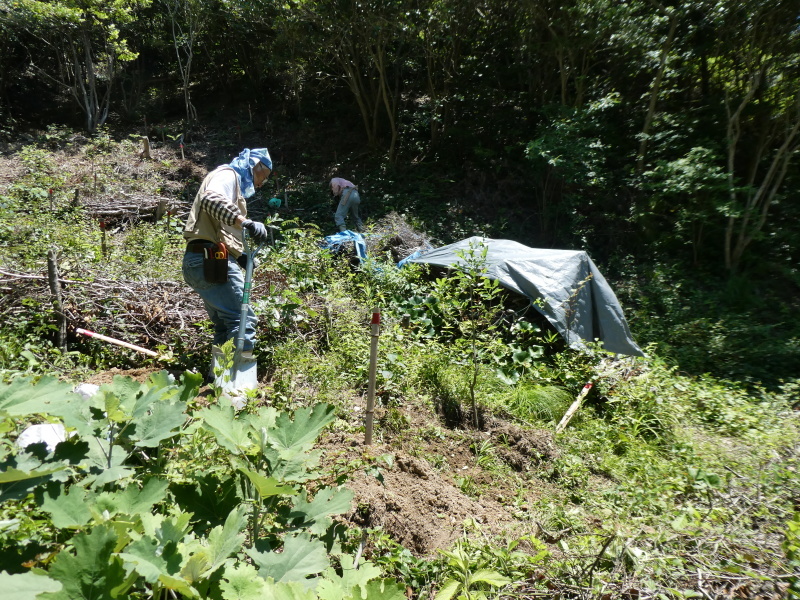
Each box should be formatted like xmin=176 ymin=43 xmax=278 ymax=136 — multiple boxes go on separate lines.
xmin=367 ymin=211 xmax=436 ymax=262
xmin=0 ymin=265 xmax=207 ymax=358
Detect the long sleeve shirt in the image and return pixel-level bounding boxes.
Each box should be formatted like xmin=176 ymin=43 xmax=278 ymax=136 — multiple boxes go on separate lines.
xmin=330 ymin=177 xmax=356 ymax=197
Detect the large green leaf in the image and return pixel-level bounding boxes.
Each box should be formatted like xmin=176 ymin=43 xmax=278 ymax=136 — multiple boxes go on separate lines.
xmin=140 ymin=511 xmax=192 ymax=543
xmin=176 ymin=371 xmax=204 ymax=404
xmin=129 ymin=510 xmax=194 ymax=591
xmin=179 ymin=553 xmax=211 ymax=587
xmin=131 ymin=401 xmax=187 ymax=447
xmin=263 ymin=446 xmax=322 ymax=483
xmin=198 ymin=403 xmax=253 ymax=454
xmin=155 ymin=572 xmax=198 ymax=597
xmin=219 ymin=563 xmax=269 ymax=599
xmin=0 ymin=450 xmax=68 ymax=502
xmin=202 ymin=505 xmax=247 ymax=576
xmin=345 ymin=579 xmax=406 ymax=600
xmin=118 ymin=536 xmax=184 ymax=584
xmin=245 ymin=406 xmax=279 ymax=435
xmin=101 ymin=392 xmax=127 ymax=424
xmin=468 ymin=569 xmax=511 ymax=587
xmin=123 ymin=376 xmax=170 ymax=420
xmin=317 ymin=555 xmax=381 ymax=600
xmin=263 ymin=580 xmax=318 ymax=600
xmin=57 ymin=399 xmax=95 ymax=439
xmin=40 ymin=525 xmax=128 ymax=600
xmin=0 ymin=376 xmax=75 ymax=418
xmin=2 ymin=570 xmax=63 ymax=599
xmin=433 ymin=578 xmax=460 ymax=600
xmin=37 ymin=483 xmax=92 ymax=529
xmin=0 ymin=465 xmax=65 ymax=484
xmin=266 ymin=404 xmax=336 ymax=454
xmin=240 ymin=469 xmax=297 ymax=499
xmin=101 ymin=377 xmax=144 ymax=416
xmin=290 ymin=487 xmax=354 ymax=536
xmin=248 ymin=533 xmax=329 ymax=584
xmin=93 ymin=478 xmax=168 ymax=518
xmin=145 ymin=370 xmax=203 ymax=404
xmin=86 ymin=465 xmax=135 ymax=489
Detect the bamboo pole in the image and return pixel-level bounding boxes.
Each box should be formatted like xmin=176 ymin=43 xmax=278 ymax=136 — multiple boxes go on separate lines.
xmin=75 ymin=328 xmax=158 ymax=357
xmin=364 ymin=309 xmax=381 ymax=445
xmin=555 ymin=382 xmax=593 ymax=434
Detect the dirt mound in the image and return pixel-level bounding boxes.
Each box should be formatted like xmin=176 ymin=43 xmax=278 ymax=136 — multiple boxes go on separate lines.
xmin=485 ymin=418 xmax=558 ymax=471
xmin=345 ymin=449 xmax=514 ymax=556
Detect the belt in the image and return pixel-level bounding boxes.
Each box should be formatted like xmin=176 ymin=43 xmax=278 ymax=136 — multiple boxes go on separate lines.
xmin=186 ymin=239 xmax=215 ymax=253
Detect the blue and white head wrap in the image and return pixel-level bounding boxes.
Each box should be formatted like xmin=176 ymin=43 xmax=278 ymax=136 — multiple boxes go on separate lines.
xmin=228 ymin=148 xmax=272 ymax=198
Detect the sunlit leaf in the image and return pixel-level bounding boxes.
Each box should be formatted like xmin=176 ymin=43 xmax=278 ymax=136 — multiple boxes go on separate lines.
xmin=41 ymin=525 xmax=127 ymax=600
xmin=248 ymin=533 xmax=329 ymax=584
xmin=2 ymin=570 xmax=62 ymax=599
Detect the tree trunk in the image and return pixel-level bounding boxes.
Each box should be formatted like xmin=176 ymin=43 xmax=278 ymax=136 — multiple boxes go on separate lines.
xmin=636 ymin=15 xmax=678 ymax=174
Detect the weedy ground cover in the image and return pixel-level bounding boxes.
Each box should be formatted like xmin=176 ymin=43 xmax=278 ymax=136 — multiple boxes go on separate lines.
xmin=0 ymin=131 xmax=798 ymax=599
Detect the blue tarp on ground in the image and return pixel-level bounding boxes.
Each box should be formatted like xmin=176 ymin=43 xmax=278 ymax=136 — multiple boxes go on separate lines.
xmin=321 ymin=230 xmax=368 ymax=261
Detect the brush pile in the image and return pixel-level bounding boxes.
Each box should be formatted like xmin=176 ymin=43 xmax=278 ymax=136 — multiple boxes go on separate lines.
xmin=366 ymin=211 xmax=435 ymax=262
xmin=0 ymin=265 xmax=210 ymax=358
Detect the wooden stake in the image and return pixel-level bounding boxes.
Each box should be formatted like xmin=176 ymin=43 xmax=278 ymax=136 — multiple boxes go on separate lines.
xmin=47 ymin=249 xmax=67 ymax=352
xmin=155 ymin=199 xmax=167 ymax=221
xmin=364 ymin=309 xmax=381 ymax=445
xmin=555 ymin=383 xmax=593 ymax=434
xmin=101 ymin=224 xmax=108 ymax=259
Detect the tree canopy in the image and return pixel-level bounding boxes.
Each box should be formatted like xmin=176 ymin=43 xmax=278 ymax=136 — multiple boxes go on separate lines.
xmin=1 ymin=0 xmax=798 ymax=274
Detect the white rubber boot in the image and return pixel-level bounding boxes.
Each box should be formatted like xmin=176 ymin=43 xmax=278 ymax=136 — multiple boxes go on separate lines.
xmin=214 ymin=349 xmax=257 ymax=410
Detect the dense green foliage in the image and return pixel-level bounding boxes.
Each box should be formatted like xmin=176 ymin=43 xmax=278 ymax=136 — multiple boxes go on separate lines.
xmin=0 ymin=132 xmax=798 ymax=598
xmin=1 ymin=0 xmax=799 ymax=596
xmin=2 ymin=0 xmax=798 ymax=267
xmin=0 ymin=372 xmax=405 ymax=598
xmin=2 ymin=0 xmax=798 ymax=385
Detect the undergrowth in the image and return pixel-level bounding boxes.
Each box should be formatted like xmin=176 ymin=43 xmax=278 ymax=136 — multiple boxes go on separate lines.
xmin=1 ymin=131 xmax=798 ymax=599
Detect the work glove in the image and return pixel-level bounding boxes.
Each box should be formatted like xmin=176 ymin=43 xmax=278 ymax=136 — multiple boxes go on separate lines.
xmin=242 ymin=219 xmax=269 ymax=244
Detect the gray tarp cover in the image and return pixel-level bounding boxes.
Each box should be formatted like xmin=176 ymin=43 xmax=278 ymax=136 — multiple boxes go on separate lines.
xmin=409 ymin=237 xmax=644 ymax=356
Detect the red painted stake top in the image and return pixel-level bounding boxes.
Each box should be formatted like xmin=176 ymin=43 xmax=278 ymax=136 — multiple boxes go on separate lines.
xmin=371 ymin=311 xmax=381 ymax=325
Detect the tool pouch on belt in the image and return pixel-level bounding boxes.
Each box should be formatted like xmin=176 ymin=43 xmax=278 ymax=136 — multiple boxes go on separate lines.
xmin=203 ymin=242 xmax=229 ymax=284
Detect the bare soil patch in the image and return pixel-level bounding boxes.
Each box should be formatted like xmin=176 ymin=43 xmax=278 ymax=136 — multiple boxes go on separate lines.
xmin=84 ymin=366 xmax=171 ymax=385
xmin=347 ymin=449 xmax=514 ymax=556
xmin=319 ymin=395 xmax=557 ymax=557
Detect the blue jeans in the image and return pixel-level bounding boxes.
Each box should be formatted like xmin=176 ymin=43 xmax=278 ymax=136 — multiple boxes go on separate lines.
xmin=334 ymin=187 xmax=363 ymax=232
xmin=182 ymin=252 xmax=257 ymax=351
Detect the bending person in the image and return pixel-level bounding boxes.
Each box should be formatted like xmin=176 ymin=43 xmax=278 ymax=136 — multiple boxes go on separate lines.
xmin=330 ymin=176 xmax=363 ymax=232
